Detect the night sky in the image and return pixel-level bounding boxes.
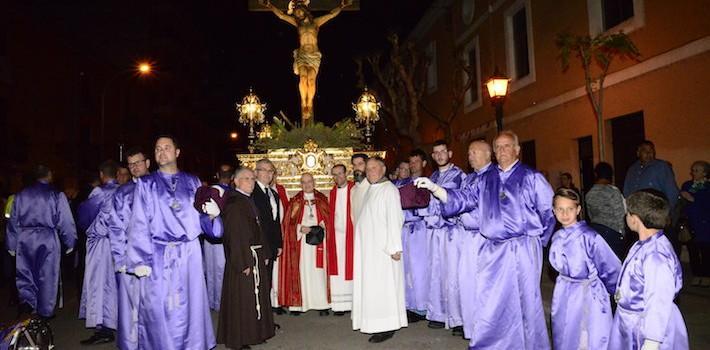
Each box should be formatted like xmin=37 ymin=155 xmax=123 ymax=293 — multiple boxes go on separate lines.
xmin=17 ymin=0 xmax=429 ymax=139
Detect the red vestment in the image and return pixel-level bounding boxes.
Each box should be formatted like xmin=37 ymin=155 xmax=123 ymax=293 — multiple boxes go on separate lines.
xmin=278 ymin=191 xmax=330 ymax=307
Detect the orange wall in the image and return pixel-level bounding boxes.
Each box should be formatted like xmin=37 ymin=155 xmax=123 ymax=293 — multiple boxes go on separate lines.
xmin=413 ymin=0 xmax=710 ymax=188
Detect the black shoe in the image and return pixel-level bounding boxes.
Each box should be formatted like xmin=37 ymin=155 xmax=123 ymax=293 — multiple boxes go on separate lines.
xmin=290 ymin=311 xmax=302 ymax=316
xmin=368 ymin=331 xmax=395 ymax=343
xmin=274 ymin=323 xmax=281 ymax=330
xmin=240 ymin=346 xmax=251 ymax=349
xmin=319 ymin=310 xmax=330 ymax=316
xmin=427 ymin=321 xmax=445 ymax=329
xmin=80 ymin=333 xmax=115 ymax=345
xmin=333 ymin=311 xmax=346 ymax=316
xmin=406 ymin=311 xmax=425 ymax=323
xmin=452 ymin=326 xmax=464 ymax=337
xmin=273 ymin=307 xmax=286 ymax=315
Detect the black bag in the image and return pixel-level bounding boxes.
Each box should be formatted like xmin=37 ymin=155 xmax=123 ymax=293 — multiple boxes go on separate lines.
xmin=306 ymin=226 xmax=325 ymax=245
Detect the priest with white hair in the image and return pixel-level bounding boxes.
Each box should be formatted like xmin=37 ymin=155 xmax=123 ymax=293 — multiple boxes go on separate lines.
xmin=352 ymin=157 xmax=407 ymax=344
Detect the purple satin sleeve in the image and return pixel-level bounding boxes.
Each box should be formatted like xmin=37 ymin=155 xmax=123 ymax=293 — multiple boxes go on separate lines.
xmin=55 ymin=192 xmax=77 ymax=249
xmin=126 ymin=179 xmax=154 ymax=271
xmin=6 ymin=198 xmax=19 ymax=251
xmin=532 ymin=173 xmax=556 ymax=246
xmin=642 ymin=252 xmax=677 ymax=342
xmin=442 ymin=184 xmax=479 ymax=219
xmin=416 ymin=168 xmax=466 ymax=225
xmin=108 ymin=184 xmax=133 ymax=270
xmin=200 ymin=214 xmax=223 ymax=239
xmin=77 ymin=188 xmax=103 ymax=232
xmin=589 ymin=233 xmax=621 ymax=294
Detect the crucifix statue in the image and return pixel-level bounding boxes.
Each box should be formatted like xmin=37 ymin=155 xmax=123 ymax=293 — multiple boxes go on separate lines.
xmin=260 ymin=0 xmax=352 ymax=126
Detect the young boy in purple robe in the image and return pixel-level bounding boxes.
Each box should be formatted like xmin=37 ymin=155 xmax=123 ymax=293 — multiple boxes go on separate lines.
xmin=549 ymin=188 xmax=620 ymax=350
xmin=609 ymin=189 xmax=688 ymax=350
xmin=77 ymin=160 xmax=122 ymax=345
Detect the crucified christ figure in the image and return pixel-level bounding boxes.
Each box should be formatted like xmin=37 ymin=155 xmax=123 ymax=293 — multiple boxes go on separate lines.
xmin=261 ymin=0 xmax=351 ymax=126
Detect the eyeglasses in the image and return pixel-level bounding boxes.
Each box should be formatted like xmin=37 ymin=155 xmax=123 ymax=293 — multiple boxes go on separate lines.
xmin=128 ymin=159 xmax=146 ymax=168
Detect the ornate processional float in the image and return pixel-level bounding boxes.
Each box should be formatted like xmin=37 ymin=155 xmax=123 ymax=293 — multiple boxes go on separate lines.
xmin=238 ymin=0 xmax=384 ymax=196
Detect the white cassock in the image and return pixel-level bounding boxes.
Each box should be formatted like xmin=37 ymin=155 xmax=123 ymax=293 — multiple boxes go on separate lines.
xmin=290 ymin=192 xmax=329 ymax=312
xmin=271 ymin=186 xmax=286 ymax=308
xmin=329 ymin=185 xmax=353 ymax=312
xmin=351 ymin=179 xmax=370 ymax=223
xmin=352 ymin=179 xmax=407 ymax=333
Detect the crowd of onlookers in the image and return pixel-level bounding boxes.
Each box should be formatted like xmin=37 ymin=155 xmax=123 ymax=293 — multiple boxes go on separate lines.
xmin=552 ymin=141 xmax=709 ymax=287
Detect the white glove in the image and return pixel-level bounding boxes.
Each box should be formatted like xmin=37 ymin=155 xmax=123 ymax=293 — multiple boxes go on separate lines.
xmin=211 ymin=185 xmax=226 ymax=197
xmin=414 ymin=177 xmax=436 ymax=190
xmin=641 ymin=340 xmax=661 ymax=350
xmin=134 ymin=265 xmax=152 ymax=277
xmin=202 ymin=199 xmax=221 ymax=217
xmin=8 ymin=250 xmax=15 ymax=257
xmin=65 ymin=248 xmax=74 ymax=255
xmin=117 ymin=265 xmax=127 ymax=273
xmin=414 ymin=178 xmax=448 ymax=203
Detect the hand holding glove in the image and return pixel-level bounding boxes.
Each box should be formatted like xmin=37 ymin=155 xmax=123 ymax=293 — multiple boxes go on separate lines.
xmin=134 ymin=265 xmax=152 ymax=278
xmin=414 ymin=178 xmax=448 ymax=203
xmin=202 ymin=199 xmax=221 ymax=218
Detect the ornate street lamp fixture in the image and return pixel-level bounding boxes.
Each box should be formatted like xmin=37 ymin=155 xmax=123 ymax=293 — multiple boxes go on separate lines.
xmin=485 ymin=68 xmax=510 ymax=132
xmin=236 ymin=88 xmax=267 ymax=153
xmin=352 ymin=87 xmax=381 ymax=150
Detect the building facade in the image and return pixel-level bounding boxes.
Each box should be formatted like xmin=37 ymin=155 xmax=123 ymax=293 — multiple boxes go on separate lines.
xmin=411 ymin=0 xmax=710 ymax=191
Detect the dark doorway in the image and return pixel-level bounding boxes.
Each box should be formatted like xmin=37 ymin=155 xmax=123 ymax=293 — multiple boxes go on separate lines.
xmin=611 ymin=111 xmax=645 ymax=192
xmin=578 ymin=135 xmax=594 ymax=193
xmin=521 ymin=139 xmax=537 ymax=169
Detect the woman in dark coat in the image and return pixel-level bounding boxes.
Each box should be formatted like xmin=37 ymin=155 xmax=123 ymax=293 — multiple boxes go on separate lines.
xmin=217 ymin=168 xmax=275 ymax=349
xmin=680 ymin=160 xmax=710 ymax=287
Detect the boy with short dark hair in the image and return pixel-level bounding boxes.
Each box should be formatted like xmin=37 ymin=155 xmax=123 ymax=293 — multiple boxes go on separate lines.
xmin=609 ymin=189 xmax=688 ymax=350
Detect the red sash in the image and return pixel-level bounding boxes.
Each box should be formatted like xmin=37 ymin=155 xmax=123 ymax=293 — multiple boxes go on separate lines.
xmin=327 ymin=182 xmax=354 ymax=280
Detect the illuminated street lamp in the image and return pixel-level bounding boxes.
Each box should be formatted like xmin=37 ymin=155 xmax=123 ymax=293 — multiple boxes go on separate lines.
xmin=485 ymin=68 xmax=510 ymax=132
xmin=352 ymin=87 xmax=381 ymax=150
xmin=236 ymin=88 xmax=267 ymax=153
xmin=230 ymin=131 xmax=238 ymax=140
xmin=101 ymin=61 xmax=154 ymax=161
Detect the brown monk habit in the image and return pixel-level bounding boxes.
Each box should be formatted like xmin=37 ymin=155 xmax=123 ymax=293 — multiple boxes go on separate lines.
xmin=217 ymin=190 xmax=275 ymax=348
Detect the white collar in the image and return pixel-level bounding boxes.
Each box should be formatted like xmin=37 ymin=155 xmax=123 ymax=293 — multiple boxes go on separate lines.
xmin=498 ymin=159 xmax=520 ymax=172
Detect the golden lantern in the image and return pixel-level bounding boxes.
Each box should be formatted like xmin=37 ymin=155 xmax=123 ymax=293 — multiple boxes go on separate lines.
xmin=236 ymin=88 xmax=267 ymax=152
xmin=352 ymin=87 xmax=381 ymax=149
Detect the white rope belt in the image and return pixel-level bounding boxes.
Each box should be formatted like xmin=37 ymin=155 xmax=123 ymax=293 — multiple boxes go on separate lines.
xmin=250 ymin=245 xmax=263 ymax=320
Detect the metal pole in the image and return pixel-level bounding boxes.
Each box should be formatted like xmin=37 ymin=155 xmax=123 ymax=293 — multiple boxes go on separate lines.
xmin=495 ymin=102 xmax=504 ymax=132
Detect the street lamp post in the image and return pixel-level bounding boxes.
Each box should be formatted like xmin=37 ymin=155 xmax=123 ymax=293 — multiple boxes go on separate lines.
xmin=485 ymin=68 xmax=510 ymax=132
xmin=100 ymin=62 xmax=153 ymax=160
xmin=352 ymin=87 xmax=381 ymax=150
xmin=236 ymin=88 xmax=267 ymax=153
